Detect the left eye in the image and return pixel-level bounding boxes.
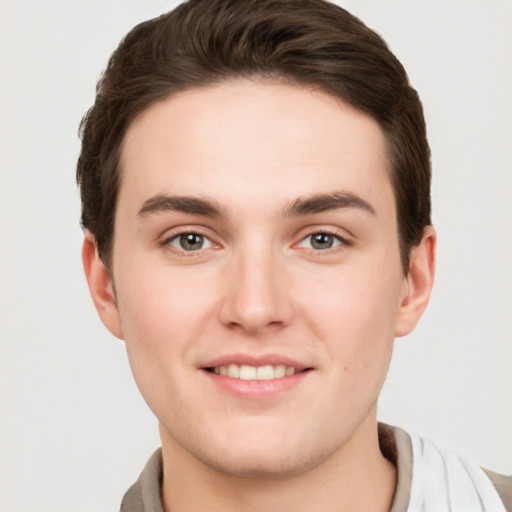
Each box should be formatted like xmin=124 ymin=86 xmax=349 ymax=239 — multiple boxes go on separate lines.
xmin=168 ymin=233 xmax=212 ymax=251
xmin=300 ymin=232 xmax=343 ymax=250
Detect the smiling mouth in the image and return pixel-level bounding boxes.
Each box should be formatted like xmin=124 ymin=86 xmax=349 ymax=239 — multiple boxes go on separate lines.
xmin=204 ymin=364 xmax=312 ymax=381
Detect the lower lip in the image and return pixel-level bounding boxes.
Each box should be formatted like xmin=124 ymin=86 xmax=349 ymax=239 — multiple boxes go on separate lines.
xmin=202 ymin=370 xmax=312 ymax=399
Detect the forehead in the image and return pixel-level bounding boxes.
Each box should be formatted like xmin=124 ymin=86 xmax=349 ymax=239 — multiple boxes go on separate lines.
xmin=119 ymin=80 xmax=393 ymax=218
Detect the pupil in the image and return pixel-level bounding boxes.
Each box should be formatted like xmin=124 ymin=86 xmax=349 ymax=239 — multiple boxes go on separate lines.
xmin=312 ymin=233 xmax=333 ymax=249
xmin=180 ymin=233 xmax=203 ymax=250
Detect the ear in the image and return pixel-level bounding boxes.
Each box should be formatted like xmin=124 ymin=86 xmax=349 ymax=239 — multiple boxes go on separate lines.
xmin=82 ymin=233 xmax=124 ymax=339
xmin=395 ymin=226 xmax=436 ymax=337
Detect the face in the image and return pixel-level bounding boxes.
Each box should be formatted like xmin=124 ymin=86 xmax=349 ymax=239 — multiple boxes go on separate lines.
xmin=95 ymin=80 xmax=422 ymax=477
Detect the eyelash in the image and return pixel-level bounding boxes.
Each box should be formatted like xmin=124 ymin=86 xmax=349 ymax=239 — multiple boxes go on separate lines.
xmin=159 ymin=228 xmax=352 ymax=256
xmin=159 ymin=229 xmax=217 ymax=257
xmin=295 ymin=230 xmax=352 ymax=254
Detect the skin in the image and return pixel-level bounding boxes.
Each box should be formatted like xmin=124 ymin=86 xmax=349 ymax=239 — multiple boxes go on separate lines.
xmin=83 ymin=80 xmax=436 ymax=511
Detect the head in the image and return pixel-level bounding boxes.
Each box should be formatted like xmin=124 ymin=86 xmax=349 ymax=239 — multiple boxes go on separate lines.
xmin=79 ymin=0 xmax=435 ymax=481
xmin=77 ymin=0 xmax=431 ymax=274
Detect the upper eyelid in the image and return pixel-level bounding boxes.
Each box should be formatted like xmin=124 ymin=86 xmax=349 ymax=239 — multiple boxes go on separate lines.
xmin=294 ymin=225 xmax=353 ymax=243
xmin=302 ymin=232 xmax=344 ymax=241
xmin=165 ymin=233 xmax=214 ymax=245
xmin=167 ymin=232 xmax=213 ymax=251
xmin=301 ymin=229 xmax=348 ymax=240
xmin=157 ymin=225 xmax=352 ymax=248
xmin=297 ymin=232 xmax=349 ymax=249
xmin=159 ymin=225 xmax=218 ymax=242
xmin=159 ymin=231 xmax=219 ymax=258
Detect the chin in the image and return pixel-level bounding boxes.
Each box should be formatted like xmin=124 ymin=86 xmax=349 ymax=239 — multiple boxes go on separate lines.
xmin=180 ymin=422 xmax=333 ymax=479
xmin=196 ymin=444 xmax=322 ymax=479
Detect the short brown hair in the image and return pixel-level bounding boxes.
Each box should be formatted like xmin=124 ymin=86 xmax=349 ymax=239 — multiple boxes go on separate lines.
xmin=77 ymin=0 xmax=431 ymax=271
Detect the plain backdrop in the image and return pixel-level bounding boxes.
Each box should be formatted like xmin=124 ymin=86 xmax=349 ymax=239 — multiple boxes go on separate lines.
xmin=1 ymin=1 xmax=511 ymax=510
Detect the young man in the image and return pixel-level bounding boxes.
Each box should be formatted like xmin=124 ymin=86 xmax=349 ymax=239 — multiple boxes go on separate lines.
xmin=77 ymin=0 xmax=511 ymax=510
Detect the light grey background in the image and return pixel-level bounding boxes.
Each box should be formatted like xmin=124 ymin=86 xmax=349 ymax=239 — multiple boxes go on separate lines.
xmin=1 ymin=1 xmax=511 ymax=510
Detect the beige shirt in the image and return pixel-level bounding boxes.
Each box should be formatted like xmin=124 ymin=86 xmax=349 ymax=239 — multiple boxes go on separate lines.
xmin=120 ymin=424 xmax=512 ymax=512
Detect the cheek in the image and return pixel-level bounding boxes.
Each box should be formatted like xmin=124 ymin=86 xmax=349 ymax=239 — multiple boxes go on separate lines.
xmin=305 ymin=263 xmax=401 ymax=327
xmin=115 ymin=265 xmax=212 ymax=343
xmin=113 ymin=271 xmax=194 ymax=386
xmin=113 ymin=272 xmax=202 ymax=420
xmin=298 ymin=261 xmax=402 ymax=369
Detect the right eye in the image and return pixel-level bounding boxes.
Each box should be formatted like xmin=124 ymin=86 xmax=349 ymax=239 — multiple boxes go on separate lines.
xmin=167 ymin=233 xmax=213 ymax=252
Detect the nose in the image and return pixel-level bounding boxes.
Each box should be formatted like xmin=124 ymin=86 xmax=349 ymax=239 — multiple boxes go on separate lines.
xmin=219 ymin=246 xmax=294 ymax=335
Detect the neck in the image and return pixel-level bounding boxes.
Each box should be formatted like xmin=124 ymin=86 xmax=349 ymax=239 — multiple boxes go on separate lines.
xmin=159 ymin=416 xmax=397 ymax=512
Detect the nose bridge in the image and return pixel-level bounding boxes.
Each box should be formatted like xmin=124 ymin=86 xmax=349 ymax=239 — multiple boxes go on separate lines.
xmin=220 ymin=238 xmax=292 ymax=333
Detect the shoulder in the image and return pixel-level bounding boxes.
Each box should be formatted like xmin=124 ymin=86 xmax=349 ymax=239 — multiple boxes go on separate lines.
xmin=380 ymin=423 xmax=512 ymax=512
xmin=483 ymin=467 xmax=512 ymax=512
xmin=120 ymin=480 xmax=144 ymax=512
xmin=120 ymin=448 xmax=164 ymax=512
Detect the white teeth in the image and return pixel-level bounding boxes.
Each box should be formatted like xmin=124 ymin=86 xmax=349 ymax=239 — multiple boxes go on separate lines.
xmin=256 ymin=365 xmax=274 ymax=380
xmin=227 ymin=363 xmax=240 ymax=378
xmin=274 ymin=364 xmax=286 ymax=378
xmin=240 ymin=365 xmax=256 ymax=380
xmin=212 ymin=363 xmax=299 ymax=380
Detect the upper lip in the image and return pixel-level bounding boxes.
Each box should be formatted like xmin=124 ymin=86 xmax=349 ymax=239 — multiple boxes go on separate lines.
xmin=201 ymin=353 xmax=311 ymax=371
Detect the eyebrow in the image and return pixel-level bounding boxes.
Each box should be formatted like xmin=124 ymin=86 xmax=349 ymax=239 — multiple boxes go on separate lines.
xmin=283 ymin=191 xmax=376 ymax=217
xmin=137 ymin=191 xmax=376 ymax=219
xmin=138 ymin=195 xmax=226 ymax=218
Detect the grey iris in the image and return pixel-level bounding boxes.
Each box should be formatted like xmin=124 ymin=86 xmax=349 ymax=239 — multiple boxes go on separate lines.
xmin=180 ymin=233 xmax=204 ymax=251
xmin=311 ymin=233 xmax=334 ymax=250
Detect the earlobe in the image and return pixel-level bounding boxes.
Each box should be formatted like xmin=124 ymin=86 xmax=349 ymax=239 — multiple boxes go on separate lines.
xmin=395 ymin=226 xmax=436 ymax=337
xmin=82 ymin=233 xmax=124 ymax=339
